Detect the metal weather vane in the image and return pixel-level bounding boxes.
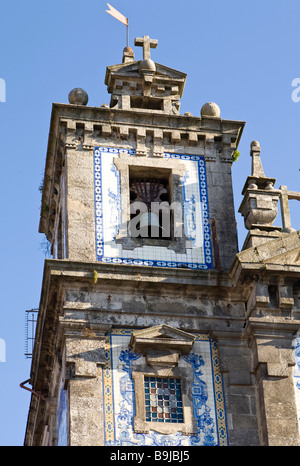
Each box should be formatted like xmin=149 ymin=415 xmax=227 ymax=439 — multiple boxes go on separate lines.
xmin=106 ymin=3 xmax=129 ymax=47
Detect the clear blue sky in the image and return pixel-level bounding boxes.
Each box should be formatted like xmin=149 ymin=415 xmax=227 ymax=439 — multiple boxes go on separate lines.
xmin=1 ymin=0 xmax=300 ymax=446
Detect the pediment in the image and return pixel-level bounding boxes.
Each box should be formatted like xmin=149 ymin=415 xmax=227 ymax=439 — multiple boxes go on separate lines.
xmin=105 ymin=61 xmax=186 ymax=90
xmin=106 ymin=61 xmax=186 ymax=78
xmin=105 ymin=61 xmax=140 ymax=78
xmin=153 ymin=63 xmax=187 ymax=81
xmin=129 ymin=324 xmax=195 ymax=355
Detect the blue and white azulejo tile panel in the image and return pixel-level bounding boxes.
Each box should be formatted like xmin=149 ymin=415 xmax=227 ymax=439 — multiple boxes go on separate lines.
xmin=293 ymin=335 xmax=300 ymax=434
xmin=57 ymin=374 xmax=68 ymax=446
xmin=102 ymin=329 xmax=228 ymax=446
xmin=94 ymin=147 xmax=212 ymax=270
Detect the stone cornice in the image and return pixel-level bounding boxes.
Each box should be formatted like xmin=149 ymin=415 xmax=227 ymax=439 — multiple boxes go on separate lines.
xmin=230 ymin=230 xmax=300 ymax=284
xmin=45 ymin=102 xmax=245 ymax=133
xmin=40 ymin=258 xmax=240 ymax=290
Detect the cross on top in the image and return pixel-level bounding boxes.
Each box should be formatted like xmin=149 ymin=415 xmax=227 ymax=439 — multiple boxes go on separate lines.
xmin=134 ymin=35 xmax=158 ymax=60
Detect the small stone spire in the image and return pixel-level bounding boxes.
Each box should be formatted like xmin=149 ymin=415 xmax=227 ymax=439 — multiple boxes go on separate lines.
xmin=250 ymin=141 xmax=265 ymax=178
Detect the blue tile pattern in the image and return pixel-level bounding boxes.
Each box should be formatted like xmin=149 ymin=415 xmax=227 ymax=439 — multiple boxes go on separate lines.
xmin=94 ymin=147 xmax=213 ymax=270
xmin=183 ymin=353 xmax=216 ymax=445
xmin=293 ymin=335 xmax=300 ymax=433
xmin=57 ymin=386 xmax=68 ymax=446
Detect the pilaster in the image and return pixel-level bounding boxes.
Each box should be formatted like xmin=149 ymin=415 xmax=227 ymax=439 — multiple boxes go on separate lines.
xmin=61 ymin=322 xmax=109 ymax=446
xmin=249 ymin=323 xmax=300 ymax=445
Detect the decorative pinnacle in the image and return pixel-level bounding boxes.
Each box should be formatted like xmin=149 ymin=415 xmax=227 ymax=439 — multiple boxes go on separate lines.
xmin=250 ymin=140 xmax=265 ymax=178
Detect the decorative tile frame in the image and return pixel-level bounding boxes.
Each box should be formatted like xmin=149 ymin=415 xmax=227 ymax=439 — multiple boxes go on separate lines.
xmin=94 ymin=147 xmax=213 ymax=270
xmin=57 ymin=380 xmax=68 ymax=446
xmin=102 ymin=329 xmax=228 ymax=446
xmin=293 ymin=335 xmax=300 ymax=434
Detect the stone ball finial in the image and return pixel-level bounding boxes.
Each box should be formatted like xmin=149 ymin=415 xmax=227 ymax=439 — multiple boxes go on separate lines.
xmin=201 ymin=102 xmax=221 ymax=117
xmin=68 ymin=88 xmax=88 ymax=106
xmin=251 ymin=140 xmax=260 ymax=149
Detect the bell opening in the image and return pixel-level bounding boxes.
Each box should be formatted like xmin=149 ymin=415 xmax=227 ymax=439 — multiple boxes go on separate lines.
xmin=129 ymin=167 xmax=173 ymax=240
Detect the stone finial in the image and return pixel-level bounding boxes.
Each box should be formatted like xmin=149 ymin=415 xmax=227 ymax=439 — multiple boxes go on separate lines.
xmin=201 ymin=102 xmax=221 ymax=117
xmin=250 ymin=140 xmax=266 ymax=178
xmin=68 ymin=88 xmax=88 ymax=106
xmin=122 ymin=46 xmax=134 ymax=64
xmin=251 ymin=140 xmax=260 ymax=149
xmin=239 ymin=140 xmax=281 ymax=240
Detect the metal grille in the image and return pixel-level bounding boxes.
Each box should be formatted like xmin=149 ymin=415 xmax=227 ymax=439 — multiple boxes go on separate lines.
xmin=24 ymin=309 xmax=38 ymax=358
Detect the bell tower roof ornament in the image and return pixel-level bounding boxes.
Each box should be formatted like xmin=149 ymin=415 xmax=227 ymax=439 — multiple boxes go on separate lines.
xmin=104 ymin=34 xmax=187 ymax=114
xmin=250 ymin=140 xmax=265 ymax=178
xmin=134 ymin=35 xmax=158 ymax=60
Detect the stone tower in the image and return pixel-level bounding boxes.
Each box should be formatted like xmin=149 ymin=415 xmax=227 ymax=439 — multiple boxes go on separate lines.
xmin=24 ymin=36 xmax=300 ymax=446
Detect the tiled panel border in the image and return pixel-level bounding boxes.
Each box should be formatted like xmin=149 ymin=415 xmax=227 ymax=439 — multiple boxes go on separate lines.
xmin=102 ymin=329 xmax=228 ymax=446
xmin=293 ymin=335 xmax=300 ymax=434
xmin=94 ymin=147 xmax=213 ymax=270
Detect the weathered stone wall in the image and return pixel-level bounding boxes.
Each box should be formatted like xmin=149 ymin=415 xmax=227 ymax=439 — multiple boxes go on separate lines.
xmin=25 ymin=259 xmax=258 ymax=446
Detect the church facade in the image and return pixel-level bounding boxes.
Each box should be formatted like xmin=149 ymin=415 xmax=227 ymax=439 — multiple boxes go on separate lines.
xmin=24 ymin=36 xmax=300 ymax=446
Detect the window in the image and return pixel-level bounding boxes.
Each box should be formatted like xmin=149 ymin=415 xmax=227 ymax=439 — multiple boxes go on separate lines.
xmin=144 ymin=377 xmax=183 ymax=423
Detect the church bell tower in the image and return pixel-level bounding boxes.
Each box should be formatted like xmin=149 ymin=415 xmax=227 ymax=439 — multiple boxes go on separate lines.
xmin=24 ymin=35 xmax=300 ymax=447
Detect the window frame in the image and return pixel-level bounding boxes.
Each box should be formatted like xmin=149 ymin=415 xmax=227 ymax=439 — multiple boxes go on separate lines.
xmin=114 ymin=155 xmax=187 ymax=253
xmin=130 ymin=325 xmax=197 ymax=435
xmin=132 ymin=370 xmax=196 ymax=435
